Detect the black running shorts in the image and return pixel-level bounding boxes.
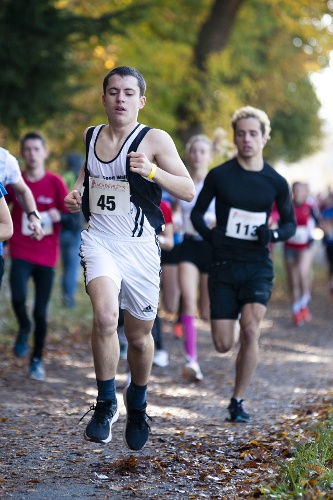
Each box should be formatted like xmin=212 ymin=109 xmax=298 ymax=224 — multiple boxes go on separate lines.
xmin=209 ymin=259 xmax=274 ymax=319
xmin=161 ymin=243 xmax=182 ymax=265
xmin=179 ymin=236 xmax=213 ymax=273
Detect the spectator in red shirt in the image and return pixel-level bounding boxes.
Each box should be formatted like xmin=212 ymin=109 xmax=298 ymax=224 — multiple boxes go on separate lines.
xmin=6 ymin=132 xmax=69 ymax=380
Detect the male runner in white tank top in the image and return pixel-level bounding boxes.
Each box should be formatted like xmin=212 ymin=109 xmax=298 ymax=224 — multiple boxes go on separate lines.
xmin=64 ymin=66 xmax=195 ymax=451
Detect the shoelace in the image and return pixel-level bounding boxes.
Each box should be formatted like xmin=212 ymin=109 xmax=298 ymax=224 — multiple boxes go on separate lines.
xmin=128 ymin=408 xmax=152 ymax=430
xmin=78 ymin=401 xmax=115 ymax=424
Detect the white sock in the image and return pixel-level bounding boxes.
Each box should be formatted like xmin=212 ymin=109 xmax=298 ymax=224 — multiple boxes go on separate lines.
xmin=292 ymin=300 xmax=302 ymax=314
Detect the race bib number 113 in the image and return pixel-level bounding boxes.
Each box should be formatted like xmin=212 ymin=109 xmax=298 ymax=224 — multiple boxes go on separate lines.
xmin=226 ymin=207 xmax=266 ymax=241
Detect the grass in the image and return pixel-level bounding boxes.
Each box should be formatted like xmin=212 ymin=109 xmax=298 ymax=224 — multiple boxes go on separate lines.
xmin=262 ymin=242 xmax=333 ymax=498
xmin=262 ymin=414 xmax=333 ymax=498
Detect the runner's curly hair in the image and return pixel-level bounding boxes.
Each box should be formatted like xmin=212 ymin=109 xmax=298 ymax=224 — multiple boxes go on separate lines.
xmin=231 ymin=106 xmax=271 ymax=141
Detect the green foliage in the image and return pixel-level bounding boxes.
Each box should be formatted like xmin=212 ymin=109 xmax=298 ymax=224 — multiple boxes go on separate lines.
xmin=0 ymin=0 xmax=75 ymax=135
xmin=0 ymin=0 xmax=332 ymax=164
xmin=188 ymin=0 xmax=326 ymax=161
xmin=268 ymin=78 xmax=322 ymax=162
xmin=113 ymin=0 xmax=332 ymax=159
xmin=0 ymin=0 xmax=151 ymax=137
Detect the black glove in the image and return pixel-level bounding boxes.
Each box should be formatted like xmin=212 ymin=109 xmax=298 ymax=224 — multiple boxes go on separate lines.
xmin=256 ymin=224 xmax=272 ymax=247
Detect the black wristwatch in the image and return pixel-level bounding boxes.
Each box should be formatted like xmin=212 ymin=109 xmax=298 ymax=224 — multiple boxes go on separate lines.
xmin=272 ymin=230 xmax=279 ymax=241
xmin=27 ymin=210 xmax=42 ymax=221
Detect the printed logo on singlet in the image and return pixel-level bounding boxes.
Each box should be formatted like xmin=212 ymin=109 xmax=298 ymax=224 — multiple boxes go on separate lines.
xmin=103 ymin=175 xmax=127 ymax=181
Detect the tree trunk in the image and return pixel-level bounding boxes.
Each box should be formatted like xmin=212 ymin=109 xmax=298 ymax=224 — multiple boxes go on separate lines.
xmin=176 ymin=0 xmax=244 ymax=144
xmin=194 ymin=0 xmax=244 ymax=71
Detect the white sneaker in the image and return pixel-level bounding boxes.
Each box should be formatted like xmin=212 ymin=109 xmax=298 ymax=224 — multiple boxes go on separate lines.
xmin=182 ymin=359 xmax=203 ymax=382
xmin=153 ymin=349 xmax=169 ymax=367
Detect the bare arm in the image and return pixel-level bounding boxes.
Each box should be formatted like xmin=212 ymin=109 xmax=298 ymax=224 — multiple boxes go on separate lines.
xmin=128 ymin=129 xmax=195 ymax=202
xmin=13 ymin=178 xmax=37 ymax=213
xmin=0 ymin=197 xmax=13 ymax=242
xmin=12 ymin=178 xmax=44 ymax=240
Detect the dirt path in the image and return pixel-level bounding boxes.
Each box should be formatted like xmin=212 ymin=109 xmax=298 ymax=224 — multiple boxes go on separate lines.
xmin=1 ymin=274 xmax=332 ymax=499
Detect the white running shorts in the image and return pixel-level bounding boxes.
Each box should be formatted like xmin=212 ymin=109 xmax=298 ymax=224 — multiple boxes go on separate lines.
xmin=80 ymin=229 xmax=161 ymax=321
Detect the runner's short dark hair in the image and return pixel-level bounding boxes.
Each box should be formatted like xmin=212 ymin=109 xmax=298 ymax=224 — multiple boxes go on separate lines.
xmin=20 ymin=132 xmax=46 ymax=149
xmin=103 ymin=66 xmax=146 ymax=96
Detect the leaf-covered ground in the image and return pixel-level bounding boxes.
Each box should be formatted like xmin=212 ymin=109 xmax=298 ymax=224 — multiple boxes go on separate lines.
xmin=1 ymin=259 xmax=333 ymax=499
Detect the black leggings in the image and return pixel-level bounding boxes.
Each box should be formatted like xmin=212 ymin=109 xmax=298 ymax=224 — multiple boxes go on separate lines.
xmin=10 ymin=259 xmax=55 ymax=359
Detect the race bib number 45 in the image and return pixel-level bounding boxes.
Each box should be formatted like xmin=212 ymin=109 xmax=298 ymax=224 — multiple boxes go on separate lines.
xmin=89 ymin=177 xmax=130 ymax=216
xmin=226 ymin=207 xmax=266 ymax=241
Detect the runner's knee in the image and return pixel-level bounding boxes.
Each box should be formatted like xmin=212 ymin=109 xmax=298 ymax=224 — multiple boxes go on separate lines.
xmin=239 ymin=322 xmax=258 ymax=345
xmin=127 ymin=332 xmax=152 ymax=353
xmin=93 ymin=308 xmax=118 ymax=335
xmin=212 ymin=332 xmax=234 ymax=353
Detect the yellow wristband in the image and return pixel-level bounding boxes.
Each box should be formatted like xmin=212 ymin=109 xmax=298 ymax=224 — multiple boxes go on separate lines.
xmin=147 ymin=163 xmax=157 ymax=180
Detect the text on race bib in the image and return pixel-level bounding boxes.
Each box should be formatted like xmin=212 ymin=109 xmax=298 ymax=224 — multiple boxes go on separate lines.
xmin=226 ymin=207 xmax=266 ymax=241
xmin=89 ymin=177 xmax=130 ymax=216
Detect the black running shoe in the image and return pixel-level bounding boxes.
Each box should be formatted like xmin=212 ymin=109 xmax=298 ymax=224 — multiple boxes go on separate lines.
xmin=81 ymin=400 xmax=119 ymax=444
xmin=228 ymin=398 xmax=250 ymax=422
xmin=123 ymin=385 xmax=152 ymax=451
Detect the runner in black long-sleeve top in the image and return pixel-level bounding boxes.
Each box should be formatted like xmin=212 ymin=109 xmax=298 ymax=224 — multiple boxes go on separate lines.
xmin=191 ymin=106 xmax=296 ymax=422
